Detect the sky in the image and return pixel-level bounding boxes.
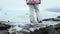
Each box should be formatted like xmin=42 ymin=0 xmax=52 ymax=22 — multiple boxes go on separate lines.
xmin=0 ymin=0 xmax=60 ymax=10
xmin=0 ymin=0 xmax=28 ymax=10
xmin=0 ymin=0 xmax=60 ymax=24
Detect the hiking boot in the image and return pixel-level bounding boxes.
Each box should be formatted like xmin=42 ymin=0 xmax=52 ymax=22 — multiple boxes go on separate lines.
xmin=37 ymin=20 xmax=42 ymax=23
xmin=30 ymin=21 xmax=34 ymax=23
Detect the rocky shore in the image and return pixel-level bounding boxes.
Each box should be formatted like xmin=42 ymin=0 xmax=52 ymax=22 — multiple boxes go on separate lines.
xmin=0 ymin=16 xmax=60 ymax=34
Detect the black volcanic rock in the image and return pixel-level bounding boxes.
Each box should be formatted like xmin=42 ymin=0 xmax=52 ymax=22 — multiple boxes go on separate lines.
xmin=42 ymin=18 xmax=54 ymax=21
xmin=57 ymin=16 xmax=60 ymax=18
xmin=30 ymin=24 xmax=60 ymax=34
xmin=0 ymin=21 xmax=12 ymax=30
xmin=52 ymin=18 xmax=60 ymax=21
xmin=42 ymin=18 xmax=60 ymax=21
xmin=54 ymin=23 xmax=60 ymax=30
xmin=0 ymin=24 xmax=11 ymax=30
xmin=29 ymin=23 xmax=60 ymax=34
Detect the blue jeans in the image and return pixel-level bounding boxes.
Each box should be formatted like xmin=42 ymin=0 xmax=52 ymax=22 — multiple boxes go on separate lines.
xmin=29 ymin=4 xmax=41 ymax=23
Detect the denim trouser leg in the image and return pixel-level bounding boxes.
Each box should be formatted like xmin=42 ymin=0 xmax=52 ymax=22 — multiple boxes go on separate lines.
xmin=34 ymin=4 xmax=41 ymax=22
xmin=29 ymin=5 xmax=35 ymax=23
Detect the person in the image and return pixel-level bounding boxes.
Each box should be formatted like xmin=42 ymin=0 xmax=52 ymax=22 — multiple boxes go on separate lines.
xmin=26 ymin=0 xmax=42 ymax=23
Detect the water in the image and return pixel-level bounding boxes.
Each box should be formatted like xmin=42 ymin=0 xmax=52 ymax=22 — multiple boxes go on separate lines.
xmin=0 ymin=10 xmax=60 ymax=25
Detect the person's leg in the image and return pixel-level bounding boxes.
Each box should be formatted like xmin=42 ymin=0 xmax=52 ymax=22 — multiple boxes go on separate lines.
xmin=34 ymin=4 xmax=42 ymax=23
xmin=29 ymin=5 xmax=35 ymax=23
